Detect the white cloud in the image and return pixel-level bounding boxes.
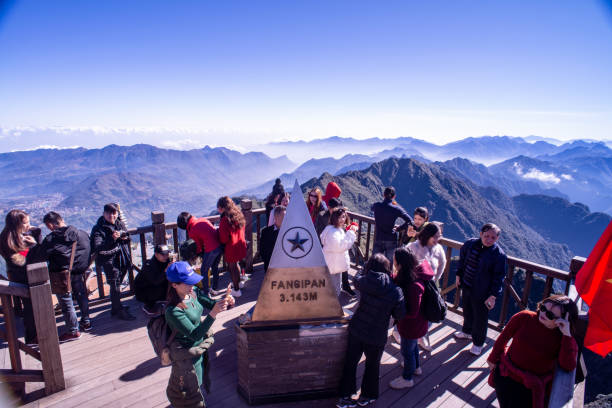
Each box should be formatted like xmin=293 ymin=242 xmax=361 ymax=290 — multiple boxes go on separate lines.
xmin=560 ymin=174 xmax=573 ymax=181
xmin=10 ymin=145 xmax=81 ymax=152
xmin=512 ymin=162 xmax=562 ymax=184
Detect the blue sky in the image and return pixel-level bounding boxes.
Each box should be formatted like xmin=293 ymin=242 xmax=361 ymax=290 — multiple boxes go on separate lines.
xmin=0 ymin=0 xmax=611 ymax=152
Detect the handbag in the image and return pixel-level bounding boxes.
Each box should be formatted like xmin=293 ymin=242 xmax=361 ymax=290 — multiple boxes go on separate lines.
xmin=50 ymin=241 xmax=77 ymax=295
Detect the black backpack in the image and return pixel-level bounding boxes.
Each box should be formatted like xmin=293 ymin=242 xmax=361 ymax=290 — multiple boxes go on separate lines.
xmin=421 ymin=280 xmax=447 ymax=323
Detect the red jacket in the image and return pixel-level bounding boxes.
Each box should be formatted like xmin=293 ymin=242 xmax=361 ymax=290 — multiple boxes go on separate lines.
xmin=218 ymin=215 xmax=247 ymax=263
xmin=186 ymin=217 xmax=220 ymax=254
xmin=322 ymin=182 xmax=341 ymax=206
xmin=397 ymin=260 xmax=434 ymax=340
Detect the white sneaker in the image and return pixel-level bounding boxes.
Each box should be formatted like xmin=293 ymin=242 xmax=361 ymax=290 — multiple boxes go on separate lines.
xmin=454 ymin=331 xmax=472 ymax=340
xmin=418 ymin=337 xmax=433 ymax=352
xmin=392 ymin=327 xmax=401 ymax=345
xmin=239 ymin=280 xmax=245 ymax=289
xmin=231 ymin=289 xmax=242 ymax=298
xmin=470 ymin=344 xmax=482 ymax=355
xmin=389 ymin=376 xmax=414 ymax=389
xmin=414 ymin=367 xmax=422 ymax=375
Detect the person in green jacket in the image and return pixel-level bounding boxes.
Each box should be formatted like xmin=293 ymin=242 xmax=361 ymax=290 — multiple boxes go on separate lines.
xmin=165 ymin=261 xmax=234 ymax=408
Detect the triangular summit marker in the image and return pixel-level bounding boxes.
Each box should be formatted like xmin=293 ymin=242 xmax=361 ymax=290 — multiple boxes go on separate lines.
xmin=252 ymin=180 xmax=343 ymax=321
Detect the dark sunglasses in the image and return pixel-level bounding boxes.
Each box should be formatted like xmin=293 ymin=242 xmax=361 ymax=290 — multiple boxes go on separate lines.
xmin=309 ymin=194 xmax=318 ymax=197
xmin=539 ymin=304 xmax=560 ymax=320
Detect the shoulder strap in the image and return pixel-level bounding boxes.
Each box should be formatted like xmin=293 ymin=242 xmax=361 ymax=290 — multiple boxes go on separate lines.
xmin=68 ymin=241 xmax=77 ymax=273
xmin=167 ymin=329 xmax=177 ymax=346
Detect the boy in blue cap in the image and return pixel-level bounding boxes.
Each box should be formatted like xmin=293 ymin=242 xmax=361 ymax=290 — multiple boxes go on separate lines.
xmin=164 ymin=261 xmax=234 ymax=407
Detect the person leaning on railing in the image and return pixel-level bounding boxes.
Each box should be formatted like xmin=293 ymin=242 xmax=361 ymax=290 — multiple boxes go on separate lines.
xmin=486 ymin=295 xmax=579 ymax=408
xmin=0 ymin=209 xmax=41 ymax=344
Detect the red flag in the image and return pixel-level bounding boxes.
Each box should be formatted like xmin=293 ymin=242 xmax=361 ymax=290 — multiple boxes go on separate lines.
xmin=575 ymin=220 xmax=612 ymax=357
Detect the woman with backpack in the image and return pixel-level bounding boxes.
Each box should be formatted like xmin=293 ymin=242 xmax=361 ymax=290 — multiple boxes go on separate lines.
xmin=406 ymin=222 xmax=446 ymax=351
xmin=337 ymin=254 xmax=405 ymax=408
xmin=389 ymin=247 xmax=434 ymax=389
xmin=165 ymin=261 xmax=234 ymax=408
xmin=217 ymin=196 xmax=247 ymax=297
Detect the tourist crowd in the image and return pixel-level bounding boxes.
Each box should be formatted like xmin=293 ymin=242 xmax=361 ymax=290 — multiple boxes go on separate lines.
xmin=0 ymin=178 xmax=579 ymax=408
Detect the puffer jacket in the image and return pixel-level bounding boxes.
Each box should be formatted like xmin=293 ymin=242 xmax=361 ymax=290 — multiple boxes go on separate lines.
xmin=36 ymin=226 xmax=91 ymax=274
xmin=349 ymin=270 xmax=405 ymax=347
xmin=320 ymin=225 xmax=356 ymax=274
xmin=397 ymin=260 xmax=435 ymax=340
xmin=90 ymin=216 xmax=128 ymax=263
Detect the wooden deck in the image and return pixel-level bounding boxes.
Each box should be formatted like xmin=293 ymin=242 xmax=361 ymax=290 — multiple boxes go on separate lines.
xmin=2 ymin=265 xmax=500 ymax=408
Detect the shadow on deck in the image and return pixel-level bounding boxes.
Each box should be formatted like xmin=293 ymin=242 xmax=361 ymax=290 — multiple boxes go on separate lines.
xmin=2 ymin=265 xmax=499 ymax=408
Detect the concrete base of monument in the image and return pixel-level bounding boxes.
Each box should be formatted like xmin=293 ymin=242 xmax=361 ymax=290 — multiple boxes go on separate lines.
xmin=236 ymin=317 xmax=349 ymax=405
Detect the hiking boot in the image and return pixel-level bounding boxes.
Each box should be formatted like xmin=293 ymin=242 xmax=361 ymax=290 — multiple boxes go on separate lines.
xmin=414 ymin=367 xmax=423 ymax=375
xmin=389 ymin=376 xmax=414 ymax=389
xmin=336 ymin=397 xmax=357 ymax=408
xmin=356 ymin=396 xmax=376 ymax=406
xmin=79 ymin=321 xmax=92 ymax=332
xmin=113 ymin=308 xmax=136 ymax=321
xmin=454 ymin=331 xmax=472 ymax=340
xmin=59 ymin=331 xmax=81 ymax=342
xmin=418 ymin=337 xmax=433 ymax=352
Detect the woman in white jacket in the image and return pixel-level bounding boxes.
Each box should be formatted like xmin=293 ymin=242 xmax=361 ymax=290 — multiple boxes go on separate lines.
xmin=320 ymin=207 xmax=358 ymax=297
xmin=406 ymin=222 xmax=446 ymax=351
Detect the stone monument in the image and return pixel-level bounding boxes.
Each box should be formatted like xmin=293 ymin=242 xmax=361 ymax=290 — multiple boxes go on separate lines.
xmin=236 ymin=180 xmax=349 ymax=404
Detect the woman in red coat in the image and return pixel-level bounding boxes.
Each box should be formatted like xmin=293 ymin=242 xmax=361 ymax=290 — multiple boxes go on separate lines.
xmin=487 ymin=295 xmax=579 ymax=408
xmin=217 ymin=196 xmax=247 ymax=298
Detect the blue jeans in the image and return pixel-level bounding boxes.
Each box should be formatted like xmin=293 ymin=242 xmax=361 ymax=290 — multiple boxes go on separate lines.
xmin=58 ymin=274 xmax=90 ymax=334
xmin=401 ymin=338 xmax=419 ymax=380
xmin=71 ymin=274 xmax=90 ymax=326
xmin=372 ymin=240 xmax=397 ymax=264
xmin=201 ymin=246 xmax=223 ymax=291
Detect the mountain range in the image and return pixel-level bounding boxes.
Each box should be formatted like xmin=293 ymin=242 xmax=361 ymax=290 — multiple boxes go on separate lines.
xmin=0 ymin=144 xmax=294 ymax=229
xmin=301 ymin=157 xmax=611 ymax=270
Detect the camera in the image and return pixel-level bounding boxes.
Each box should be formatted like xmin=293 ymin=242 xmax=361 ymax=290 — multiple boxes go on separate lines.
xmin=120 ymin=231 xmax=129 ymax=239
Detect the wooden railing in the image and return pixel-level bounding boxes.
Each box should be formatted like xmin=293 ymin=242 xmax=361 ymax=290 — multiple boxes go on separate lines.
xmin=0 ymin=201 xmax=588 ymax=401
xmin=0 ymin=263 xmax=64 ymax=397
xmin=344 ymin=211 xmax=586 ymax=331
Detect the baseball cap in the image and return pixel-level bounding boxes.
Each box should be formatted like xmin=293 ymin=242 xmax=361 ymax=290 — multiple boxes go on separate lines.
xmin=165 ymin=261 xmax=202 ymax=285
xmin=154 ymin=244 xmax=170 ymax=255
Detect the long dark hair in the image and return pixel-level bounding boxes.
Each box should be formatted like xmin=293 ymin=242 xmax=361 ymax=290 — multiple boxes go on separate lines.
xmin=217 ymin=196 xmax=245 ymax=229
xmin=166 ymin=283 xmax=193 ymax=310
xmin=417 ymin=223 xmax=440 ymax=247
xmin=393 ymin=247 xmax=418 ymax=295
xmin=537 ymin=294 xmax=579 ymax=337
xmin=365 ymin=253 xmax=391 ymax=275
xmin=0 ymin=209 xmax=29 ymax=258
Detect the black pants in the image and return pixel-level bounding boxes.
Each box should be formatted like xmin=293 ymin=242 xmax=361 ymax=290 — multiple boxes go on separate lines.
xmin=100 ymin=258 xmax=125 ymax=313
xmin=494 ymin=364 xmax=533 ymax=408
xmin=461 ymin=286 xmax=489 ymax=347
xmin=339 ymin=333 xmax=384 ymax=399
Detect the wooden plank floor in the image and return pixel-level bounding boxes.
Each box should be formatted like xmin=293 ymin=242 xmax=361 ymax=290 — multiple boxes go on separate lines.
xmin=1 ymin=266 xmax=500 ymax=407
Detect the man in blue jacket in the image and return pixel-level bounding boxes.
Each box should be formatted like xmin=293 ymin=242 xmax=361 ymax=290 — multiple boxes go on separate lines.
xmin=371 ymin=186 xmax=413 ymax=263
xmin=454 ymin=223 xmax=507 ymax=355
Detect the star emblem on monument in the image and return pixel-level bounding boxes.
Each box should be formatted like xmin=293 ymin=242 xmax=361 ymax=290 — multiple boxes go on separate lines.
xmin=281 ymin=226 xmax=314 ymax=259
xmin=287 ymin=231 xmax=309 ymax=252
